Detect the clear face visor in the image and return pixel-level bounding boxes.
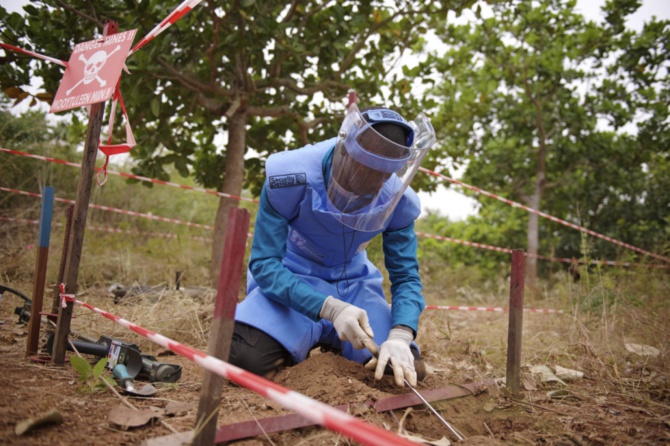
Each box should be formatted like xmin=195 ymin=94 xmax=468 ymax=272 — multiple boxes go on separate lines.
xmin=326 ymin=104 xmax=436 ymax=232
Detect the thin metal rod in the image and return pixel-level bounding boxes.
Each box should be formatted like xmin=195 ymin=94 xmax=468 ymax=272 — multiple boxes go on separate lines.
xmin=367 ymin=343 xmax=466 ymax=441
xmin=404 ymin=379 xmax=465 ymax=441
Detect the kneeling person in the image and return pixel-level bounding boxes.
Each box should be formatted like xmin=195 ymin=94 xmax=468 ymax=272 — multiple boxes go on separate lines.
xmin=230 ymin=104 xmax=436 ymax=387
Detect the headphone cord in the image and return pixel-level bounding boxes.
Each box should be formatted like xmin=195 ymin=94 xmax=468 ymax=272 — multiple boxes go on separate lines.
xmin=336 ymin=224 xmax=357 ymax=297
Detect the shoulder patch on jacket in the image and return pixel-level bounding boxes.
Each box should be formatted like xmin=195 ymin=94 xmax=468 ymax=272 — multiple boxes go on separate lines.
xmin=269 ymin=173 xmax=307 ymax=189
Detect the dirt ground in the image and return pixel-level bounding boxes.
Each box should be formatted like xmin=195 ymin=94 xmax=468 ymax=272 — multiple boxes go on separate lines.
xmin=0 ymin=284 xmax=668 ymax=445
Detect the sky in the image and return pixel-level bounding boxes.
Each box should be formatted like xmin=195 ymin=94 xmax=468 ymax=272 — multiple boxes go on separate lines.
xmin=2 ymin=0 xmax=669 ymax=220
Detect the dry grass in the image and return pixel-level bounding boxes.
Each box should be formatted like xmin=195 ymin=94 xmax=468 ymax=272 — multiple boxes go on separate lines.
xmin=1 ymin=215 xmax=669 ymax=444
xmin=420 ymin=265 xmax=670 ymax=405
xmin=4 ymin=217 xmax=668 ymax=390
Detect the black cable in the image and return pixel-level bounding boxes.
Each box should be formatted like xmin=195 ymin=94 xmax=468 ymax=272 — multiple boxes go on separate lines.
xmin=336 ymin=224 xmax=358 ymax=297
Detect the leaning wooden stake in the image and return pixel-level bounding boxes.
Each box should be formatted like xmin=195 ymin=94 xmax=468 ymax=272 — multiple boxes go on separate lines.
xmin=51 ymin=21 xmax=119 ymax=366
xmin=26 ymin=186 xmax=54 ymax=356
xmin=193 ymin=207 xmax=250 ymax=446
xmin=505 ymin=249 xmax=526 ymax=398
xmin=49 ymin=205 xmax=74 ymax=320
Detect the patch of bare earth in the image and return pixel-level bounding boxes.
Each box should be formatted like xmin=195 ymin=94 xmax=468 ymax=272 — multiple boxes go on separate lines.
xmin=0 ymin=285 xmax=668 ymax=445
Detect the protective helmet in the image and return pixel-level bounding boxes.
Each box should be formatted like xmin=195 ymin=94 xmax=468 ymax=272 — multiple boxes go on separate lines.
xmin=326 ymin=103 xmax=436 ymax=232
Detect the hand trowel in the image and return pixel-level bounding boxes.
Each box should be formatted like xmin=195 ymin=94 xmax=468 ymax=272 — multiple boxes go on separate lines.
xmin=113 ymin=364 xmax=157 ymax=397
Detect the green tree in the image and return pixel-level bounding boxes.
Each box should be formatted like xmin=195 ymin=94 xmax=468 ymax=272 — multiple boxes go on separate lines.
xmin=1 ymin=0 xmax=472 ymax=283
xmin=0 ymin=98 xmax=83 ymax=207
xmin=429 ymin=0 xmax=669 ymax=282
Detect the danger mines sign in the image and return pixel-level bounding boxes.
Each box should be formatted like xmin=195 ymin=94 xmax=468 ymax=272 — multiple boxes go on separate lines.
xmin=50 ymin=29 xmax=137 ymax=113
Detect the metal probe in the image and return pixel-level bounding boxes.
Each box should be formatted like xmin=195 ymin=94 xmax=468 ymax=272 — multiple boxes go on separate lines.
xmin=402 ymin=377 xmax=465 ymax=441
xmin=367 ymin=343 xmax=466 ymax=441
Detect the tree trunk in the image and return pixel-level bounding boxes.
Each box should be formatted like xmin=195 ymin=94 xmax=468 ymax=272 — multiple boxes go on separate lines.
xmin=526 ymin=188 xmax=541 ymax=285
xmin=526 ymin=94 xmax=549 ymax=286
xmin=210 ymin=110 xmax=248 ymax=286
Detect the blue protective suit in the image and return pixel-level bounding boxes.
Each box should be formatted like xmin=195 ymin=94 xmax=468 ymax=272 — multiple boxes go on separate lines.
xmin=234 ymin=137 xmax=425 ymax=364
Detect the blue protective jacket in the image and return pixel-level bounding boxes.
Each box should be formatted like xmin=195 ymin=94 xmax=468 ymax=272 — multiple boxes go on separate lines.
xmin=234 ymin=138 xmax=425 ymax=361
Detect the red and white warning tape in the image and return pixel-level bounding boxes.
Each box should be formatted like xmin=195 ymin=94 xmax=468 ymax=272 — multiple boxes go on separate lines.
xmin=419 ymin=167 xmax=670 ymax=263
xmin=57 ymin=292 xmax=417 ymax=446
xmin=416 ymin=231 xmax=513 ymax=254
xmin=5 ymin=185 xmax=666 ymax=269
xmin=0 ymin=148 xmax=258 ymax=203
xmin=0 ymin=186 xmax=214 ymax=231
xmin=425 ymin=305 xmax=564 ymax=314
xmin=529 ymin=253 xmax=670 ymax=269
xmin=0 ymin=42 xmax=68 ymax=67
xmin=0 ymin=216 xmax=212 ymax=243
xmin=5 ymin=148 xmax=663 ymax=264
xmin=0 ymin=217 xmax=43 ymax=225
xmin=2 ymin=1 xmax=206 ymax=180
xmin=129 ymin=0 xmax=204 ymax=56
xmin=58 ymin=284 xmax=75 ymax=308
xmin=416 ymin=231 xmax=669 ymax=270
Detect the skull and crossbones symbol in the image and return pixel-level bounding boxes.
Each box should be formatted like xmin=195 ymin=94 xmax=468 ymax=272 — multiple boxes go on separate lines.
xmin=66 ymin=45 xmax=121 ymax=96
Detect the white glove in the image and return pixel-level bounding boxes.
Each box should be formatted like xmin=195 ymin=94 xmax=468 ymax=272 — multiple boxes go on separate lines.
xmin=319 ymin=296 xmax=377 ymax=352
xmin=365 ymin=326 xmax=416 ymax=387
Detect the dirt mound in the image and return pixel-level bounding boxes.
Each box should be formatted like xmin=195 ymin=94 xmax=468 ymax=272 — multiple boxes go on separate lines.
xmin=277 ymin=350 xmax=417 ymax=406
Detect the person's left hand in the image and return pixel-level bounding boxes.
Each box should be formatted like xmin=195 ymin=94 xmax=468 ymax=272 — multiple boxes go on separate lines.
xmin=365 ymin=326 xmax=416 ymax=387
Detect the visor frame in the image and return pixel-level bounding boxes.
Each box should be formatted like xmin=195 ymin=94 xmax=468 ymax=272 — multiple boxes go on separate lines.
xmin=325 ymin=103 xmax=437 ymax=232
xmin=343 ymin=123 xmax=412 ymax=174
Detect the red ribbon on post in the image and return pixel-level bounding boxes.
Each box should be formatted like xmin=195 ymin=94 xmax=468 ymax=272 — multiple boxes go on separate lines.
xmin=58 ymin=283 xmax=75 ymax=309
xmin=97 ymin=81 xmax=136 ymax=185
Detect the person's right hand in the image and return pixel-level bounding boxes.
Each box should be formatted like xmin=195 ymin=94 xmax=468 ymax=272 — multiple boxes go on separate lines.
xmin=365 ymin=326 xmax=416 ymax=387
xmin=319 ymin=296 xmax=378 ymax=353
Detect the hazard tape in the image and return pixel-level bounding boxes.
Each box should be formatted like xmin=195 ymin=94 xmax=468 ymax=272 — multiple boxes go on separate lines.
xmin=425 ymin=305 xmax=564 ymax=314
xmin=0 ymin=186 xmax=214 ymax=231
xmin=59 ymin=295 xmax=417 ymax=446
xmin=5 ymin=184 xmax=665 ymax=269
xmin=0 ymin=42 xmax=67 ymax=67
xmin=419 ymin=167 xmax=670 ymax=263
xmin=528 ymin=253 xmax=670 ymax=269
xmin=416 ymin=231 xmax=513 ymax=254
xmin=58 ymin=283 xmax=75 ymax=308
xmin=0 ymin=216 xmax=212 ymax=243
xmin=5 ymin=148 xmax=663 ymax=264
xmin=417 ymin=231 xmax=669 ymax=269
xmin=0 ymin=217 xmax=39 ymax=225
xmin=129 ymin=0 xmax=204 ymax=56
xmin=3 ymin=1 xmax=205 ymax=180
xmin=0 ymin=148 xmax=258 ymax=204
xmin=3 ymin=29 xmax=664 ymax=265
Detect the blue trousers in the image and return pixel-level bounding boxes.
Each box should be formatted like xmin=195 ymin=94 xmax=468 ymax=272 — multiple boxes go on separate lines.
xmin=235 ymin=253 xmax=393 ymax=364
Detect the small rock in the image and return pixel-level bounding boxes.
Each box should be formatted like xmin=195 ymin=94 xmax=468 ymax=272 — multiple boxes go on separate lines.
xmin=625 ymin=343 xmax=660 ymax=357
xmin=15 ymin=409 xmax=63 ymax=436
xmin=529 ymin=365 xmax=567 ymax=385
xmin=554 ymin=365 xmax=584 ymax=381
xmin=547 ymin=389 xmax=576 ymax=400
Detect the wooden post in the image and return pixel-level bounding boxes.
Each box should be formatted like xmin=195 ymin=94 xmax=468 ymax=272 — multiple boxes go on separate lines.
xmin=193 ymin=207 xmax=250 ymax=446
xmin=26 ymin=186 xmax=54 ymax=356
xmin=49 ymin=205 xmax=74 ymax=320
xmin=51 ymin=21 xmax=119 ymax=366
xmin=506 ymin=249 xmax=526 ymax=398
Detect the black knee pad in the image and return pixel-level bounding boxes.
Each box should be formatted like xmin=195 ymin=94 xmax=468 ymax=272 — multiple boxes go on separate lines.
xmin=229 ymin=323 xmax=292 ymax=377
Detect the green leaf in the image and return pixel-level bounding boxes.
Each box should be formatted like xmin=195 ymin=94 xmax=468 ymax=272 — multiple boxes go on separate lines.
xmin=23 ymin=5 xmax=39 ymax=15
xmin=69 ymin=356 xmax=92 ymax=380
xmin=150 ymin=98 xmax=160 ymax=117
xmin=92 ymin=357 xmax=108 ymax=379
